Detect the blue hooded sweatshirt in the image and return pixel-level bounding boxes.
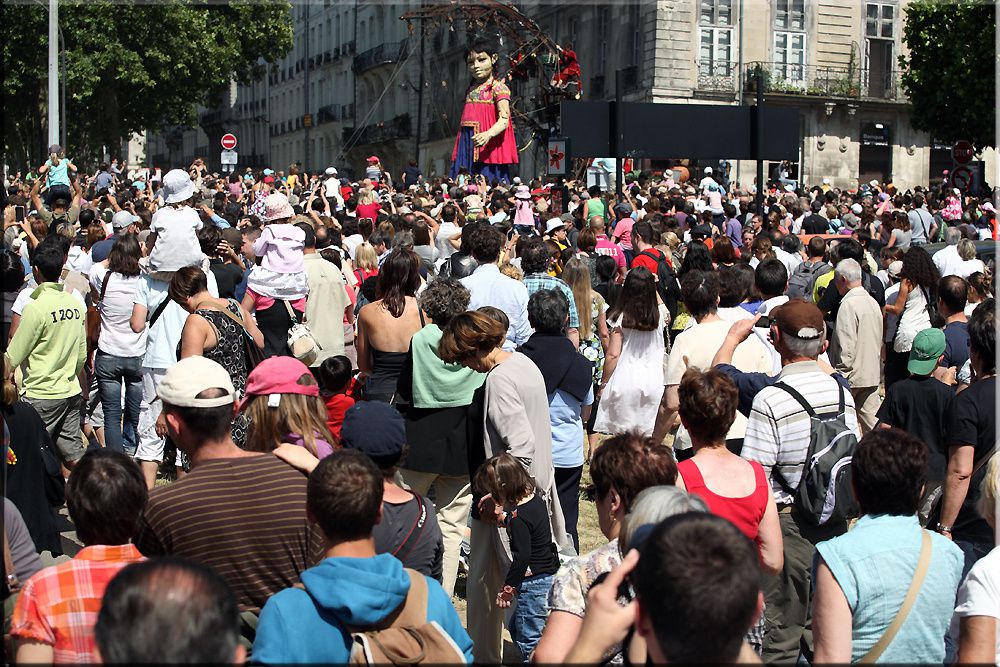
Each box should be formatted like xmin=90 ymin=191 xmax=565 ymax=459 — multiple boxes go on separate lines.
xmin=252 ymin=553 xmax=473 ymax=664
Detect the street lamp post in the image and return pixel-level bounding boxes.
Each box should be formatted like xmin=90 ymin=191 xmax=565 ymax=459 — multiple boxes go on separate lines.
xmin=48 ymin=0 xmax=59 ymax=147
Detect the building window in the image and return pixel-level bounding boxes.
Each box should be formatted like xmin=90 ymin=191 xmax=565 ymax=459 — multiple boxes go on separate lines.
xmin=774 ymin=0 xmax=805 ymax=31
xmin=773 ymin=0 xmax=805 ymax=84
xmin=866 ymin=2 xmax=894 ymax=38
xmin=628 ymin=2 xmax=641 ymax=67
xmin=699 ymin=0 xmax=733 ymax=77
xmin=595 ymin=7 xmax=610 ymax=74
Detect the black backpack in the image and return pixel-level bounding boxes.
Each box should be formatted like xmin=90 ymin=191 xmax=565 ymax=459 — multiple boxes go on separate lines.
xmin=636 ymin=249 xmax=680 ymax=321
xmin=773 ymin=381 xmax=859 ymax=526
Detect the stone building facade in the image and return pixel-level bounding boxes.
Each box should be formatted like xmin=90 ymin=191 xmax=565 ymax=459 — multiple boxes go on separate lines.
xmin=146 ymin=0 xmax=995 ymax=191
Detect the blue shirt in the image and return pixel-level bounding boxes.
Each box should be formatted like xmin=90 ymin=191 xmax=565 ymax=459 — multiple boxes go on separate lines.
xmin=815 ymin=514 xmax=964 ymax=663
xmin=523 ymin=273 xmax=581 ymax=329
xmin=549 ymin=386 xmax=594 ymax=468
xmin=461 ymin=264 xmax=532 ymax=351
xmin=208 ymin=212 xmax=231 ymax=229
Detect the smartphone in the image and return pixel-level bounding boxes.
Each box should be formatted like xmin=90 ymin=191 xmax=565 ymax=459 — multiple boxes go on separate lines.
xmin=15 ymin=205 xmax=25 ymax=222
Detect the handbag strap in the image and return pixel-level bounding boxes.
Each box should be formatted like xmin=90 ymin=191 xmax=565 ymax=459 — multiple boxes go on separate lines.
xmin=97 ymin=271 xmax=112 ymax=303
xmin=283 ymin=299 xmax=303 ymax=324
xmin=195 ymin=299 xmax=249 ymax=334
xmin=858 ymin=530 xmax=933 ymax=664
xmin=391 ymin=492 xmax=428 ymax=562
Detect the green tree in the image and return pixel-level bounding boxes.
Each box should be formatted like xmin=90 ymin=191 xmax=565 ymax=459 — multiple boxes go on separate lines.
xmin=2 ymin=0 xmax=293 ymax=170
xmin=899 ymin=0 xmax=996 ymax=149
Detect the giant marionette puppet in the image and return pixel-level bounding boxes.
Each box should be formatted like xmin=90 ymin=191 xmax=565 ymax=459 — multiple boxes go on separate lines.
xmin=451 ymin=37 xmax=518 ymax=182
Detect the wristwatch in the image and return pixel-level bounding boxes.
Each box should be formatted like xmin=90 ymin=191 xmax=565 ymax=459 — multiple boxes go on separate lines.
xmin=935 ymin=522 xmax=953 ymax=534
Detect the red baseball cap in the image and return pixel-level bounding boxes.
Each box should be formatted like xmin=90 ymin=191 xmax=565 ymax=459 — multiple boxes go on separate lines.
xmin=240 ymin=357 xmax=319 ymax=411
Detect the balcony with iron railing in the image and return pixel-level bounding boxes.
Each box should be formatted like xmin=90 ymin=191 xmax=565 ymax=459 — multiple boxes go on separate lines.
xmin=353 ymin=40 xmax=408 ymax=75
xmin=342 ymin=113 xmax=412 ymax=146
xmin=696 ymin=60 xmax=906 ymax=101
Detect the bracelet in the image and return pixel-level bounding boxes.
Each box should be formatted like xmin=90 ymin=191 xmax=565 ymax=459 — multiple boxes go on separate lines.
xmin=935 ymin=523 xmax=952 ymax=534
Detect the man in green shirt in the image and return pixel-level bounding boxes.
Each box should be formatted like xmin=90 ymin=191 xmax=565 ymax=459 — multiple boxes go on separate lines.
xmin=30 ymin=175 xmax=81 ymax=231
xmin=5 ymin=239 xmax=87 ymax=467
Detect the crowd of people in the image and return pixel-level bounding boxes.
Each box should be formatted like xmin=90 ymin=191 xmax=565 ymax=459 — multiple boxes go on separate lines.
xmin=2 ymin=148 xmax=998 ymax=664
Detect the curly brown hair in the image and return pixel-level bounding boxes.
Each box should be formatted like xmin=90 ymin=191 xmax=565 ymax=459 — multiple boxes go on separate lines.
xmin=587 ymin=431 xmax=678 ymax=511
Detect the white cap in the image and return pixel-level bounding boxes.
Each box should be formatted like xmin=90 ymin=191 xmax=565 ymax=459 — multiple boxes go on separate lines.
xmin=704 ymin=167 xmax=713 ymax=174
xmin=111 ymin=210 xmax=140 ymax=229
xmin=161 ymin=169 xmax=196 ymax=204
xmin=851 ymin=203 xmax=863 ymax=215
xmin=325 ymin=167 xmax=338 ymax=176
xmin=545 ymin=217 xmax=565 ymax=233
xmin=822 ymin=178 xmax=830 ymax=185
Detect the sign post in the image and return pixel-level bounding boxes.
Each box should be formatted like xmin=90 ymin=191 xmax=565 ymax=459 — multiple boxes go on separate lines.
xmin=547 ymin=138 xmax=568 ymax=176
xmin=950 ymin=139 xmax=974 ymax=193
xmin=220 ymin=133 xmax=238 ymax=151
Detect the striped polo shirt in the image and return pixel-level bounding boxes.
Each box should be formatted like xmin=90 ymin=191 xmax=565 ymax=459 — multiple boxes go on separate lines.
xmin=135 ymin=454 xmax=325 ymax=613
xmin=742 ymin=361 xmax=860 ymax=504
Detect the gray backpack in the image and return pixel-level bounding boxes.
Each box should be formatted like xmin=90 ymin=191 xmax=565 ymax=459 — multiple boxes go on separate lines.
xmin=773 ymin=381 xmax=859 ymax=526
xmin=787 ymin=261 xmax=831 ymax=300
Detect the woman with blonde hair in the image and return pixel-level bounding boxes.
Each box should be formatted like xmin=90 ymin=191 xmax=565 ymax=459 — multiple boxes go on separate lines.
xmin=561 ymin=257 xmax=610 ymax=459
xmin=241 ymin=356 xmax=335 ymax=458
xmin=352 ymin=242 xmax=379 ymax=285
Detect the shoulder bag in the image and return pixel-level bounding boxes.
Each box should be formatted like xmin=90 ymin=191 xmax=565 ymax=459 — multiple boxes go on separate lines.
xmin=284 ymin=300 xmax=319 ymax=365
xmin=85 ymin=271 xmax=112 ymax=352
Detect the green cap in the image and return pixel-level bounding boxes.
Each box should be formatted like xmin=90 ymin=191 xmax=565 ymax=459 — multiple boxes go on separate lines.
xmin=908 ymin=328 xmax=946 ymax=375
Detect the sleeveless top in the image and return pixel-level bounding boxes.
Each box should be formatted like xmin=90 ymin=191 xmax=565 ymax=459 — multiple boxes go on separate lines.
xmin=678 ymin=458 xmax=769 ymax=545
xmin=194 ymin=299 xmax=251 ymax=446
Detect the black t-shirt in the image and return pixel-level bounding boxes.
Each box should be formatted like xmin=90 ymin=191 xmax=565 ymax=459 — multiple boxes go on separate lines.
xmin=373 ymin=492 xmax=444 ymax=582
xmin=875 ymin=375 xmax=954 ymax=480
xmin=504 ymin=494 xmax=559 ymax=588
xmin=941 ymin=321 xmax=970 ymax=370
xmin=210 ymin=259 xmax=245 ymax=300
xmin=944 ymin=376 xmax=996 ymax=543
xmin=802 ymin=214 xmax=829 ymax=234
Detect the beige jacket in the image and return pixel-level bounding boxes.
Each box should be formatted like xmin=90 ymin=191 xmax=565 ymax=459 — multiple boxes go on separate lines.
xmin=303 ymin=253 xmax=348 ymax=363
xmin=831 ymin=286 xmax=884 ymax=388
xmin=481 ymin=352 xmax=573 ymax=558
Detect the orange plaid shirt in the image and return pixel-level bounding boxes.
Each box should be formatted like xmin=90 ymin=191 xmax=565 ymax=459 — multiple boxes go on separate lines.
xmin=10 ymin=544 xmax=145 ymax=663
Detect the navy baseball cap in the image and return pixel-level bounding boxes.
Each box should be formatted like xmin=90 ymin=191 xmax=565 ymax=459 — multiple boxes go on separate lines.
xmin=340 ymin=401 xmax=406 ymax=463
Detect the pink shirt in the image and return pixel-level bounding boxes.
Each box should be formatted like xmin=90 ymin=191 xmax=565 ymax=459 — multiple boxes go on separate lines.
xmin=595 ymin=234 xmax=626 ymax=268
xmin=253 ymin=223 xmax=305 ymax=274
xmin=612 ymin=217 xmax=635 ymax=252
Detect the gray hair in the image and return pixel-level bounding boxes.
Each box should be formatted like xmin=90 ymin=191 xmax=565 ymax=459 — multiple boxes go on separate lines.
xmin=835 ymin=258 xmax=863 ymax=284
xmin=418 ymin=277 xmax=470 ymax=326
xmin=619 ymin=486 xmax=709 ymax=554
xmin=392 ymin=231 xmax=415 ymax=250
xmin=780 ymin=326 xmax=827 ymax=359
xmin=944 ymin=226 xmax=962 ymax=246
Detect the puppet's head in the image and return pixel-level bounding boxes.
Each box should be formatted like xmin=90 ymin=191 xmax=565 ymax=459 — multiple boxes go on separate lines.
xmin=464 ymin=36 xmax=500 ymax=83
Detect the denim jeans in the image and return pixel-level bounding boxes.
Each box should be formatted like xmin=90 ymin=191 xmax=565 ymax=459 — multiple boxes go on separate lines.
xmin=95 ymin=351 xmax=144 ymax=454
xmin=508 ymin=573 xmax=554 ymax=662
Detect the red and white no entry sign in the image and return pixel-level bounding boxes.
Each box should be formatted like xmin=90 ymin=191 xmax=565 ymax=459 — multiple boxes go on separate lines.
xmin=950 ymin=165 xmax=973 ymax=192
xmin=951 ymin=140 xmax=973 ymax=164
xmin=220 ymin=133 xmax=238 ymax=150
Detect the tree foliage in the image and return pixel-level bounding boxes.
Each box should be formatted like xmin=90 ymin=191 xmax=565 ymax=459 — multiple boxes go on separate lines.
xmin=899 ymin=0 xmax=996 ymax=149
xmin=2 ymin=0 xmax=293 ymax=169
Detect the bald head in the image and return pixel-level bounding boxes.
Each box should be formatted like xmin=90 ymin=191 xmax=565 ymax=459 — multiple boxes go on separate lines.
xmin=589 ymin=216 xmax=606 ymax=233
